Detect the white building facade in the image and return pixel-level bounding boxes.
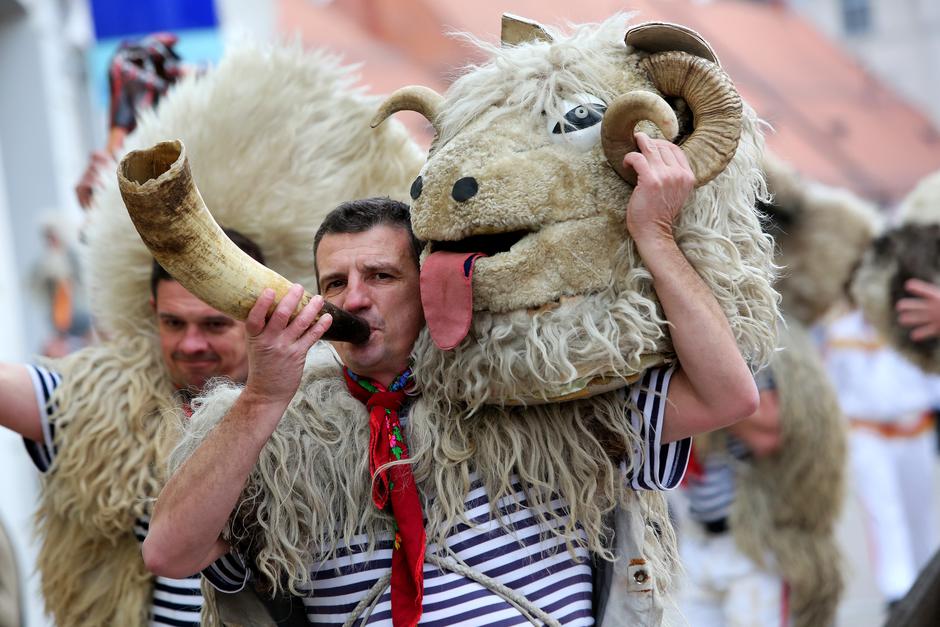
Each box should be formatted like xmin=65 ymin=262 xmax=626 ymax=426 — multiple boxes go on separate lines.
xmin=0 ymin=1 xmax=274 ymax=624
xmin=788 ymin=0 xmax=940 ymax=128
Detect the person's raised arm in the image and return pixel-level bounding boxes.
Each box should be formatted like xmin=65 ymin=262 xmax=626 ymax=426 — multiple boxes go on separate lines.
xmin=624 ymin=133 xmax=759 ymax=444
xmin=0 ymin=363 xmax=43 ymax=442
xmin=142 ymin=284 xmax=332 ymax=578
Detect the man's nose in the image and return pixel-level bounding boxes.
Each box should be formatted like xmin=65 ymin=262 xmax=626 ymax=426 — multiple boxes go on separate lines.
xmin=178 ymin=325 xmax=210 ymax=353
xmin=343 ymin=276 xmax=373 ymax=312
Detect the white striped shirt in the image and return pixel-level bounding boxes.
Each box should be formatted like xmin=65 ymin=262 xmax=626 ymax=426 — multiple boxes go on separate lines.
xmin=205 ymin=366 xmax=688 ymax=625
xmin=24 ymin=364 xmax=204 ymax=627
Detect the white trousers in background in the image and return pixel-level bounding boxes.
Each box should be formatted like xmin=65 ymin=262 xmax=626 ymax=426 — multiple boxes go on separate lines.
xmin=675 ymin=523 xmax=789 ymax=627
xmin=849 ymin=424 xmax=939 ymax=602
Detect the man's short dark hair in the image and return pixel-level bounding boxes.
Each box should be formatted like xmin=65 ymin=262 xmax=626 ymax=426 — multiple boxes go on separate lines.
xmin=313 ymin=197 xmax=423 ymax=283
xmin=150 ymin=228 xmax=265 ymax=299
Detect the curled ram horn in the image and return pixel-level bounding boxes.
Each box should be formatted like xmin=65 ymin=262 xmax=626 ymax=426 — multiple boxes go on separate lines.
xmin=601 ymin=91 xmax=680 ymax=183
xmin=371 ymin=85 xmax=444 ymax=131
xmin=118 ymin=139 xmax=371 ymax=344
xmin=602 ymin=51 xmax=742 ymax=187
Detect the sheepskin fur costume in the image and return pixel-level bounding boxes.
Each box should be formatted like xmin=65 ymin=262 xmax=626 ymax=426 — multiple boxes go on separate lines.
xmin=689 ymin=156 xmax=853 ymax=626
xmin=853 ymin=169 xmax=940 ymax=372
xmin=174 ymin=14 xmax=778 ymax=625
xmin=35 ymin=42 xmax=422 ymax=626
xmin=762 ymin=154 xmax=879 ymax=326
xmin=731 ymin=319 xmax=846 ymax=627
xmin=399 ymin=15 xmax=779 ymax=404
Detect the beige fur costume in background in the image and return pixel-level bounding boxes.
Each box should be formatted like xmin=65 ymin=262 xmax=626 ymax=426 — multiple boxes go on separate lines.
xmin=173 ymin=14 xmax=779 ymax=626
xmin=34 ymin=43 xmax=422 ymax=626
xmin=695 ymin=155 xmax=873 ymax=626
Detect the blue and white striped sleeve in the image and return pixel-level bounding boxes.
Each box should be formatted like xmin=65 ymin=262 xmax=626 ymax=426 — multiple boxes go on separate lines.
xmin=202 ymin=552 xmax=250 ymax=593
xmin=23 ymin=364 xmax=61 ymax=473
xmin=624 ymin=365 xmax=691 ymax=491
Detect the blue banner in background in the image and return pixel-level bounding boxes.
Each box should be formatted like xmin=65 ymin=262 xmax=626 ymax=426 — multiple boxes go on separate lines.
xmin=89 ymin=0 xmax=218 ymax=40
xmin=85 ymin=0 xmax=223 ymax=119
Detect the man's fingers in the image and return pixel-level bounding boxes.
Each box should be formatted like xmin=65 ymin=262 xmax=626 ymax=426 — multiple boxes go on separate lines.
xmin=267 ymin=284 xmax=305 ymax=332
xmin=905 ymin=278 xmax=940 ymax=299
xmin=656 ymin=139 xmax=679 ymax=168
xmin=246 ymin=288 xmax=276 ymax=336
xmin=636 ymin=132 xmax=666 ymax=168
xmin=285 ymin=295 xmax=325 ymax=342
xmin=300 ymin=312 xmax=333 ymax=348
xmin=667 ymin=142 xmax=692 ymax=172
xmin=911 ymin=324 xmax=940 ymax=342
xmin=896 ymin=298 xmax=927 ymax=312
xmin=898 ymin=309 xmax=932 ymax=326
xmin=623 ymin=151 xmax=654 ymax=182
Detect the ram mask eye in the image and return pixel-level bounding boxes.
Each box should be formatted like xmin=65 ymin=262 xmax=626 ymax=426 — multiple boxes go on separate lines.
xmin=547 ymin=94 xmax=607 ymax=151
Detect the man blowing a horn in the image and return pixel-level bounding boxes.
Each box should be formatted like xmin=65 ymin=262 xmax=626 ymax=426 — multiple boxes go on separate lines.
xmin=145 ymin=131 xmax=760 ymax=625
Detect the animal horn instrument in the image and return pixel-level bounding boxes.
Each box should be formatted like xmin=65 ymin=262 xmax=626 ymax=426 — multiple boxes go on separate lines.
xmin=118 ymin=139 xmax=371 ymax=344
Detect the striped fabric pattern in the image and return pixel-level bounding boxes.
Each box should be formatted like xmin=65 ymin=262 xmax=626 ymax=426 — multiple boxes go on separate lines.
xmin=205 ymin=366 xmax=688 ymax=625
xmin=627 ymin=366 xmax=688 ymax=491
xmin=686 ymin=437 xmax=750 ymax=524
xmin=23 ymin=364 xmax=204 ymax=627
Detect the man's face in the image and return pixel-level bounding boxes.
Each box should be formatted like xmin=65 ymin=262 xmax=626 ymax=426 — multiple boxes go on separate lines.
xmin=153 ymin=280 xmax=250 ymax=391
xmin=317 ymin=225 xmax=424 ymax=386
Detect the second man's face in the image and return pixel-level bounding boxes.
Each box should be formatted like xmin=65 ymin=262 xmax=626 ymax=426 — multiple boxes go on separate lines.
xmin=316 ymin=225 xmax=424 ymax=386
xmin=153 ymin=280 xmax=250 ymax=392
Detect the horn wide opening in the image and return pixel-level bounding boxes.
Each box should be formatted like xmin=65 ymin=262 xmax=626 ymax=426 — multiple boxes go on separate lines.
xmin=121 ymin=140 xmax=183 ymax=186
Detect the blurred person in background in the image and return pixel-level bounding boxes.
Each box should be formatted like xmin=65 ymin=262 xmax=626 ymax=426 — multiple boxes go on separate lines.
xmin=75 ymin=33 xmax=187 ymax=209
xmin=674 ymin=156 xmax=858 ymax=627
xmin=30 ymin=215 xmax=92 ymax=356
xmin=822 ymin=307 xmax=940 ymax=610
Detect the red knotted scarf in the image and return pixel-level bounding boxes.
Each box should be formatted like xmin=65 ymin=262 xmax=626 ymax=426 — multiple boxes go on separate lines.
xmin=343 ymin=368 xmax=425 ymax=627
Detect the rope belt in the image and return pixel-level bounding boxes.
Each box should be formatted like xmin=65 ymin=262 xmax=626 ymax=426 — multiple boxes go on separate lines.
xmin=342 ymin=553 xmax=563 ymax=627
xmin=850 ymin=411 xmax=935 ymax=439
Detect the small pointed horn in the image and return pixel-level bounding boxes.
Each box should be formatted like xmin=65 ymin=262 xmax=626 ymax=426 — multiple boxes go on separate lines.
xmin=601 ymin=91 xmax=680 ymax=185
xmin=118 ymin=140 xmax=370 ymax=344
xmin=501 ymin=13 xmax=553 ymax=46
xmin=371 ymin=85 xmax=444 ymax=130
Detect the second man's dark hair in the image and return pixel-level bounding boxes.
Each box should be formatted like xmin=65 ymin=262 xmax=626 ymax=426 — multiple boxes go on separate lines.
xmin=150 ymin=228 xmax=265 ymax=299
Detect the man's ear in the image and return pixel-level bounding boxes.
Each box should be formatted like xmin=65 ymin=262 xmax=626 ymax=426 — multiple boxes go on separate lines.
xmin=150 ymin=296 xmax=157 ymax=313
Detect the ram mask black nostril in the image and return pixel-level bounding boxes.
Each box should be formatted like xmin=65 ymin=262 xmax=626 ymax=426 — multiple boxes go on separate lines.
xmin=452 ymin=177 xmax=478 ymax=202
xmin=410 ymin=176 xmax=423 ymax=200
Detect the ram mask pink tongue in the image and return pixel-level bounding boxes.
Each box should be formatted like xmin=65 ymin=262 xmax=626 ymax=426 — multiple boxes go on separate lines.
xmin=420 ymin=251 xmax=487 ymax=350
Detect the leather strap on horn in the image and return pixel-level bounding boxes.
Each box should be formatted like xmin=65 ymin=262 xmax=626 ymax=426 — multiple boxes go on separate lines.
xmin=370 ymin=85 xmax=444 ymax=131
xmin=641 ymin=51 xmax=742 ymax=186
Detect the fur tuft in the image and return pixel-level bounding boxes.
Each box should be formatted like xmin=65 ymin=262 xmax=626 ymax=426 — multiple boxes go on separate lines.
xmin=172 ymin=345 xmax=679 ymax=599
xmin=763 ymin=153 xmax=879 ymax=325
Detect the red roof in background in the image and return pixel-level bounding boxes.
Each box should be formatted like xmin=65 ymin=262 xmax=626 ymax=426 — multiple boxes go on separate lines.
xmin=278 ymin=0 xmax=940 ymax=205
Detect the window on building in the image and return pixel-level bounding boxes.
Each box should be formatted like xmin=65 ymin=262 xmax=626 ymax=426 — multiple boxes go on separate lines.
xmin=842 ymin=0 xmax=872 ymax=35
